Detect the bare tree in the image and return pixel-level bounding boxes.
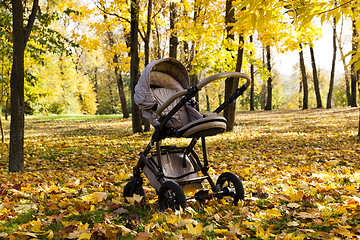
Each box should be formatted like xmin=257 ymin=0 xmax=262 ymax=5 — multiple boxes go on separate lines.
xmin=299 ymin=44 xmax=308 ymax=109
xmin=309 ymin=46 xmax=323 ymax=108
xmin=327 ymin=17 xmax=337 ymax=109
xmin=264 ymin=45 xmax=272 ymax=111
xmin=169 ymin=2 xmax=178 ymax=59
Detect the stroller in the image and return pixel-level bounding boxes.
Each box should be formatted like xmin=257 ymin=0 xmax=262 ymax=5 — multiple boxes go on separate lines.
xmin=124 ymin=58 xmax=251 ymax=210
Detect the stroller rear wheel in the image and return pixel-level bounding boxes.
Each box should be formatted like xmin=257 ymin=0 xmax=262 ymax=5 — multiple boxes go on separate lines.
xmin=216 ymin=172 xmax=244 ymax=206
xmin=123 ymin=180 xmax=145 ymax=202
xmin=158 ymin=181 xmax=186 ymax=211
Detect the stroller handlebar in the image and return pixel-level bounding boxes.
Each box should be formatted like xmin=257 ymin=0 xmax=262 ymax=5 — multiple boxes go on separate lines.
xmin=197 ymin=72 xmax=251 ymax=90
xmin=156 ymin=72 xmax=251 ymax=116
xmin=156 ymin=89 xmax=188 ymax=116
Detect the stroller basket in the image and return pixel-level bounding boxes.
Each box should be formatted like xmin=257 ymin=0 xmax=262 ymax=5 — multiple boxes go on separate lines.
xmin=143 ymin=147 xmax=203 ymax=193
xmin=124 ymin=58 xmax=251 ymax=210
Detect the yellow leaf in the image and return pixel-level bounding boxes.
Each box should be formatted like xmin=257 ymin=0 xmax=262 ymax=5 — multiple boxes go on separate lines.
xmin=297 ymin=212 xmax=317 ymax=219
xmin=47 ymin=230 xmax=54 ymax=240
xmin=256 ymin=226 xmax=271 ymax=240
xmin=334 ymin=206 xmax=347 ymax=215
xmin=126 ymin=194 xmax=143 ymax=204
xmin=287 ymin=203 xmax=301 ymax=208
xmin=59 ymin=201 xmax=71 ymax=208
xmin=333 ymin=225 xmax=354 ymax=237
xmin=30 ymin=220 xmax=42 ymax=232
xmin=82 ymin=192 xmax=108 ymax=203
xmin=345 ymin=185 xmax=357 ymax=193
xmin=166 ymin=215 xmax=179 ymax=225
xmin=214 ymin=228 xmax=229 ymax=235
xmin=186 ymin=222 xmax=203 ymax=236
xmin=265 ymin=208 xmax=282 ymax=218
xmin=114 ymin=172 xmax=128 ymax=181
xmin=79 ymin=232 xmax=92 ymax=240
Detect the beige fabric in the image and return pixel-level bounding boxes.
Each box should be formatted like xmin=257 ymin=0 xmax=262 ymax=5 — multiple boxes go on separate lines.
xmin=143 ymin=152 xmax=201 ymax=191
xmin=151 ymin=88 xmax=189 ymax=128
xmin=150 ymin=71 xmax=184 ymax=91
xmin=179 ymin=115 xmax=227 ymax=138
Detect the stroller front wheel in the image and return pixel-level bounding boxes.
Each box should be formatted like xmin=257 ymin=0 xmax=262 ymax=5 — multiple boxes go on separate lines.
xmin=158 ymin=181 xmax=186 ymax=211
xmin=123 ymin=181 xmax=145 ymax=203
xmin=216 ymin=172 xmax=244 ymax=206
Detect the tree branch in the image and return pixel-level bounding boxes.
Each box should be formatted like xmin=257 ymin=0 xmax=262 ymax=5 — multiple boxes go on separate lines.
xmin=24 ymin=0 xmax=39 ymax=47
xmin=317 ymin=0 xmax=355 ymax=15
xmin=92 ymin=0 xmax=131 ymax=24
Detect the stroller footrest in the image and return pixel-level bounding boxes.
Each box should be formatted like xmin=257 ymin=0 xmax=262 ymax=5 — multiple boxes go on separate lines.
xmin=176 ymin=176 xmax=208 ymax=186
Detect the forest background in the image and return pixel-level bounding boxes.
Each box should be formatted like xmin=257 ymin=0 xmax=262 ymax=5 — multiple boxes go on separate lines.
xmin=1 ymin=0 xmax=360 ymax=173
xmin=1 ymin=0 xmax=360 ymax=119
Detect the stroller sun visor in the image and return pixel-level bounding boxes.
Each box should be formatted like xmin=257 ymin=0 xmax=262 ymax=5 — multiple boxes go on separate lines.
xmin=134 ymin=58 xmax=190 ymax=126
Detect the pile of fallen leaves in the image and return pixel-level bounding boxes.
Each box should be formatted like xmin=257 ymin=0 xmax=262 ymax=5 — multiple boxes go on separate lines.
xmin=1 ymin=108 xmax=360 ymax=239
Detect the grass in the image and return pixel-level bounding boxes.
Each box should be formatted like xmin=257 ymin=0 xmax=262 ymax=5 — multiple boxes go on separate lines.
xmin=0 ymin=107 xmax=360 ymax=239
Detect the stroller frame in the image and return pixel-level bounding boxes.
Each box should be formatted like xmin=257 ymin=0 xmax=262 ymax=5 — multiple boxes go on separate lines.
xmin=124 ymin=65 xmax=251 ymax=210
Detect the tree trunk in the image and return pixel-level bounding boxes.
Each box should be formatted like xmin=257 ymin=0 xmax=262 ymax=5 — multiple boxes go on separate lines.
xmin=264 ymin=45 xmax=272 ymax=111
xmin=106 ymin=28 xmax=130 ymax=119
xmin=299 ymin=73 xmax=303 ymax=109
xmin=299 ymin=44 xmax=308 ymax=109
xmin=327 ymin=17 xmax=337 ymax=109
xmin=130 ymin=0 xmax=142 ymax=133
xmin=169 ymin=2 xmax=178 ymax=59
xmin=337 ymin=32 xmax=351 ymax=106
xmin=350 ymin=19 xmax=358 ymax=107
xmin=249 ymin=35 xmax=255 ymax=111
xmin=0 ymin=114 xmax=4 ymax=143
xmin=205 ymin=87 xmax=210 ymax=112
xmin=154 ymin=19 xmax=161 ymax=59
xmin=145 ymin=0 xmax=152 ymax=66
xmin=142 ymin=0 xmax=152 ymax=131
xmin=261 ymin=46 xmax=266 ymax=109
xmin=9 ymin=0 xmax=38 ymax=172
xmin=185 ymin=0 xmax=200 ymax=109
xmin=224 ymin=0 xmax=237 ymax=131
xmin=5 ymin=97 xmax=9 ymax=120
xmin=309 ymin=46 xmax=322 ymax=108
xmin=116 ymin=70 xmax=129 ymax=118
xmin=336 ymin=16 xmax=351 ymax=106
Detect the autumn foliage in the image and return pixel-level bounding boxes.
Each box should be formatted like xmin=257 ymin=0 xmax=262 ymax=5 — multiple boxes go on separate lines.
xmin=0 ymin=108 xmax=359 ymax=239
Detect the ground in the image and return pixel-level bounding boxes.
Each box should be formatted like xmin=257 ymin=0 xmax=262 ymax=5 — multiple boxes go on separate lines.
xmin=0 ymin=108 xmax=360 ymax=239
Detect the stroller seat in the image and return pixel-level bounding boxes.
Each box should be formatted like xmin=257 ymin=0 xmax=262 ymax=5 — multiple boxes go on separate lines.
xmin=151 ymin=84 xmax=227 ymax=138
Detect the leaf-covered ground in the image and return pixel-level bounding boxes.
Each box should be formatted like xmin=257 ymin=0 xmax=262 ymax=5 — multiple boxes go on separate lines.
xmin=1 ymin=108 xmax=360 ymax=239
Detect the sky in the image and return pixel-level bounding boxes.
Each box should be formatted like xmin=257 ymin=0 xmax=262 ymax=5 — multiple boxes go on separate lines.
xmin=272 ymin=19 xmax=353 ymax=80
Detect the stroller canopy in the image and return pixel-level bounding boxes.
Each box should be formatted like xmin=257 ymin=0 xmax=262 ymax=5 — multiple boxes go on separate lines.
xmin=134 ymin=58 xmax=190 ymax=111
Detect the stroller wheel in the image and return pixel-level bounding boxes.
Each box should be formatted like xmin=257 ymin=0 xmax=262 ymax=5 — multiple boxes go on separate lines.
xmin=158 ymin=181 xmax=186 ymax=211
xmin=216 ymin=172 xmax=244 ymax=206
xmin=123 ymin=181 xmax=145 ymax=202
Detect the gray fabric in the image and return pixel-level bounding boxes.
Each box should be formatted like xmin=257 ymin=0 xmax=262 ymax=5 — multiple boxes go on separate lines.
xmin=151 ymin=88 xmax=189 ymax=129
xmin=134 ymin=58 xmax=190 ymax=127
xmin=134 ymin=58 xmax=189 ymax=110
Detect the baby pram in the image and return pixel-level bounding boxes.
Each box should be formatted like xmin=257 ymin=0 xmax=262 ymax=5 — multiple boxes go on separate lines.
xmin=124 ymin=58 xmax=251 ymax=210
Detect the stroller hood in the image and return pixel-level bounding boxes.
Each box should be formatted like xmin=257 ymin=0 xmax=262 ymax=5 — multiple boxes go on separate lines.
xmin=134 ymin=58 xmax=190 ymax=126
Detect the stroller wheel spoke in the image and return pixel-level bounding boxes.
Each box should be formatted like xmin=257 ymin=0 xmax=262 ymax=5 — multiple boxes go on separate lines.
xmin=158 ymin=181 xmax=186 ymax=211
xmin=216 ymin=172 xmax=245 ymax=205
